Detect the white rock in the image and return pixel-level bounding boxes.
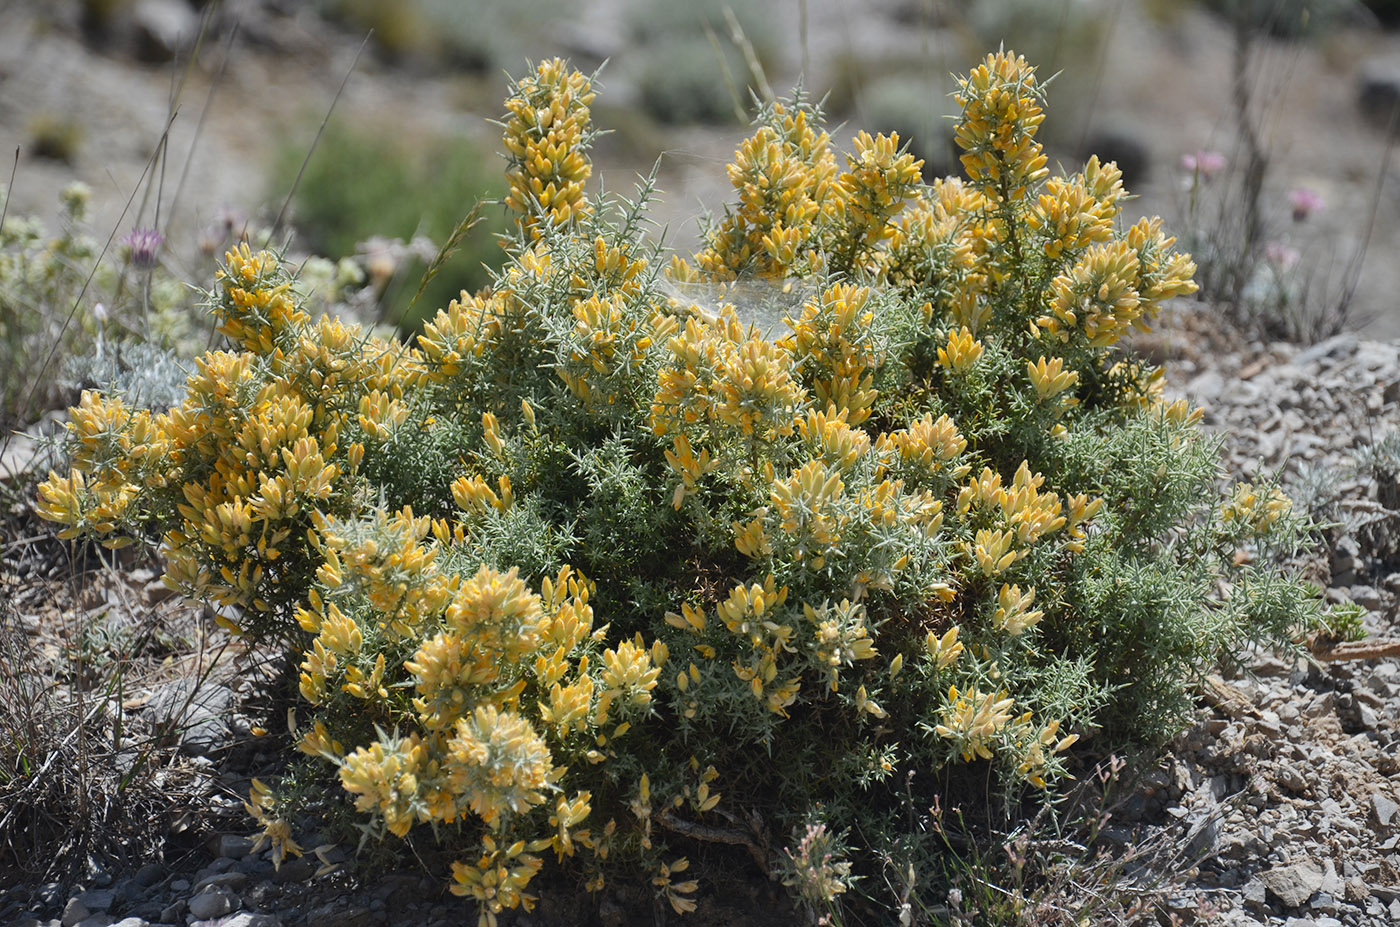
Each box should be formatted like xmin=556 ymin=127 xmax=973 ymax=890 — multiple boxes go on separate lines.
xmin=1372 ymin=792 xmax=1398 ymax=828
xmin=218 ymin=914 xmax=282 ymax=927
xmin=1262 ymin=860 xmax=1325 ymax=908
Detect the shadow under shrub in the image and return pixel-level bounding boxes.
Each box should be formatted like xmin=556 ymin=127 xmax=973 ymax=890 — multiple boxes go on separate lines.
xmin=40 ymin=53 xmax=1340 ymax=926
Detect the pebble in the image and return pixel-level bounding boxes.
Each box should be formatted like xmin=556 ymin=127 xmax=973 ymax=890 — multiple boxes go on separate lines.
xmin=73 ymin=891 xmax=113 ymax=914
xmin=60 ymin=899 xmax=89 ymax=927
xmin=217 ymin=834 xmax=255 ymax=859
xmin=1373 ymin=793 xmax=1399 ymax=828
xmin=187 ymin=886 xmax=239 ymax=920
xmin=132 ymin=864 xmax=163 ymax=889
xmin=193 ymin=871 xmax=247 ymax=893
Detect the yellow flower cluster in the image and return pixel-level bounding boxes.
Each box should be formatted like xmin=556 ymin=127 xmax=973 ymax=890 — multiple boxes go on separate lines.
xmin=878 ymin=413 xmax=970 ymax=483
xmin=685 ymin=103 xmax=924 ymax=282
xmin=1222 ymin=482 xmax=1293 ymax=535
xmin=1010 ymin=716 xmax=1078 ymax=788
xmin=797 ymin=407 xmax=870 ymax=471
xmin=749 ymin=442 xmax=945 ymax=591
xmin=502 ymin=58 xmax=595 ymax=237
xmin=651 ymin=308 xmax=808 ymax=461
xmin=780 ymin=283 xmax=883 ymax=424
xmin=244 ymin=778 xmax=303 ymax=870
xmin=653 ymin=856 xmax=700 ymax=915
xmin=309 ymin=554 xmax=626 ymax=923
xmin=339 ymin=732 xmax=429 ymax=838
xmin=35 ymin=391 xmax=164 ymax=542
xmin=807 ymin=599 xmax=878 ymax=692
xmin=934 ymin=684 xmax=1015 ymax=762
xmin=956 ymin=462 xmax=1067 ymax=576
xmin=446 ymin=705 xmax=557 ymax=827
xmin=417 ymin=286 xmax=512 ymax=387
xmin=1027 ymin=156 xmax=1123 ymax=261
xmin=557 ymin=238 xmax=666 ymax=406
xmin=770 ymin=460 xmax=848 ymax=567
xmin=886 ymin=178 xmax=993 ymax=331
xmin=953 ymin=52 xmax=1049 ymax=201
xmin=1027 ymin=355 xmax=1081 ymax=422
xmin=832 ymin=131 xmax=924 ymax=272
xmin=992 ymin=583 xmax=1043 ymax=636
xmin=214 ymin=243 xmax=309 ymax=354
xmin=1038 ymin=218 xmax=1198 ymax=348
xmin=937 ymin=327 xmax=984 ymax=375
xmin=450 ymin=833 xmax=547 ymax=926
xmin=419 ymin=226 xmax=665 ymax=415
xmin=924 ymin=626 xmax=964 ymax=670
xmin=39 ymin=247 xmax=432 ymax=634
xmin=693 ymin=101 xmax=840 ymax=279
xmin=1043 ymin=241 xmax=1141 ymax=347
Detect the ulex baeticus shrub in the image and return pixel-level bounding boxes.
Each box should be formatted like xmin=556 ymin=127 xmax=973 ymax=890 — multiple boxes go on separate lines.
xmin=38 ymin=53 xmax=1339 ymax=923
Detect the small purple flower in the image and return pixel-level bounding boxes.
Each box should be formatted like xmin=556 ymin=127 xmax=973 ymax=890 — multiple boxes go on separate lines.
xmin=1288 ymin=187 xmax=1325 ymax=222
xmin=1180 ymin=150 xmax=1226 ymax=180
xmin=122 ymin=227 xmax=164 ymax=272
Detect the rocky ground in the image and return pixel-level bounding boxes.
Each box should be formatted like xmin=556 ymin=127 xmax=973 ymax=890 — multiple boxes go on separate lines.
xmin=1130 ymin=318 xmax=1400 ymax=927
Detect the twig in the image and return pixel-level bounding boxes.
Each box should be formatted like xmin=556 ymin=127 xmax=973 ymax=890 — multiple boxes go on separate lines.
xmin=724 ymin=6 xmax=774 ymax=106
xmin=0 ymin=146 xmax=20 ymax=461
xmin=271 ymin=31 xmax=372 ymax=242
xmin=656 ymin=808 xmax=770 ymax=873
xmin=1309 ymin=637 xmax=1400 ymax=663
xmin=0 ymin=146 xmax=17 ymax=234
xmin=15 ymin=113 xmax=177 ymax=435
xmin=397 ymin=201 xmax=485 ymax=330
xmin=704 ymin=22 xmax=748 ymax=125
xmin=1332 ymin=91 xmax=1399 ymax=328
xmin=170 ymin=17 xmax=241 ymax=236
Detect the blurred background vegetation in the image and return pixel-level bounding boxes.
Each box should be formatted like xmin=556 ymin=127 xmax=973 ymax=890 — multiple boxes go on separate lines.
xmin=9 ymin=0 xmax=1400 ymax=347
xmin=268 ymin=117 xmax=509 ymax=331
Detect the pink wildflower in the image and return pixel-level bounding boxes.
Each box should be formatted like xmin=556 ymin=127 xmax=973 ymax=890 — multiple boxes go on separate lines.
xmin=1180 ymin=150 xmax=1226 ymax=180
xmin=1264 ymin=242 xmax=1299 ymax=271
xmin=1288 ymin=187 xmax=1325 ymax=222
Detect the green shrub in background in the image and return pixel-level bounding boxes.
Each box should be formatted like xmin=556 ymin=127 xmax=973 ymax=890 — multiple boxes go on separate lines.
xmin=1199 ymin=0 xmax=1360 ymax=37
xmin=629 ymin=0 xmax=777 ymax=126
xmin=853 ymin=74 xmax=959 ymax=178
xmin=314 ymin=0 xmax=559 ymax=71
xmin=27 ymin=112 xmax=85 ymax=164
xmin=625 ymin=0 xmax=774 ymax=49
xmin=0 ymin=184 xmax=203 ymax=431
xmin=637 ymin=37 xmax=748 ymax=125
xmin=1 ymin=185 xmax=93 ymax=429
xmin=961 ymin=0 xmax=1113 ymax=148
xmin=270 ymin=118 xmax=509 ymax=331
xmin=41 ymin=53 xmax=1338 ymax=925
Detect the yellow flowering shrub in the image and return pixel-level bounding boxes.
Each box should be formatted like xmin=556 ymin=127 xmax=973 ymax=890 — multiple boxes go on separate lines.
xmin=38 ymin=53 xmax=1338 ymax=923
